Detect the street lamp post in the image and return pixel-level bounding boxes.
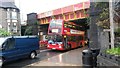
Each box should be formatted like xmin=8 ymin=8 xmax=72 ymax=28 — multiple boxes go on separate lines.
xmin=109 ymin=0 xmax=115 ymax=48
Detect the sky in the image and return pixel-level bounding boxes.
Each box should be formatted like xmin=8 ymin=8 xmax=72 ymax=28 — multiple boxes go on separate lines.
xmin=14 ymin=0 xmax=89 ymax=23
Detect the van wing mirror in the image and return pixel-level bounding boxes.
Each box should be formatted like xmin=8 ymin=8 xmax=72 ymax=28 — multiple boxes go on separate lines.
xmin=0 ymin=47 xmax=4 ymax=51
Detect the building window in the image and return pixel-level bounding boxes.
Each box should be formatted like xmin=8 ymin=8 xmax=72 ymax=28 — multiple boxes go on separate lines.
xmin=13 ymin=26 xmax=17 ymax=32
xmin=12 ymin=12 xmax=17 ymax=19
xmin=7 ymin=12 xmax=10 ymax=19
xmin=8 ymin=26 xmax=10 ymax=32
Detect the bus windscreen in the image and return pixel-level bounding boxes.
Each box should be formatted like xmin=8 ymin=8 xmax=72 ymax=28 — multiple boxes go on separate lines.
xmin=48 ymin=35 xmax=62 ymax=44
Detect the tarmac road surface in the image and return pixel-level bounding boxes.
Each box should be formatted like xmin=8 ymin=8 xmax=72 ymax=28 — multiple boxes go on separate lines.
xmin=2 ymin=46 xmax=87 ymax=67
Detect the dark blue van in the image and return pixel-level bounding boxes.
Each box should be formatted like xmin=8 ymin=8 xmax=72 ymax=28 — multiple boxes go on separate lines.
xmin=0 ymin=36 xmax=40 ymax=64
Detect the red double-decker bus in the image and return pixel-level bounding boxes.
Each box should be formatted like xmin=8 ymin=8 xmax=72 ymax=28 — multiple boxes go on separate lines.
xmin=47 ymin=19 xmax=85 ymax=50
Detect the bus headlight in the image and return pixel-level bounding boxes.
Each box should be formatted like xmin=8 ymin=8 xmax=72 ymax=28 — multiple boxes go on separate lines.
xmin=59 ymin=46 xmax=62 ymax=48
xmin=47 ymin=45 xmax=50 ymax=47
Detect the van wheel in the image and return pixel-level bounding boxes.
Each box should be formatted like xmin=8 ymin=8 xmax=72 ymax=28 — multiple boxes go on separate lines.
xmin=29 ymin=51 xmax=36 ymax=59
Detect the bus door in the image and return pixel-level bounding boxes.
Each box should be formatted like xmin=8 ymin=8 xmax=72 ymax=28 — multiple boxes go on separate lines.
xmin=63 ymin=35 xmax=68 ymax=49
xmin=79 ymin=35 xmax=84 ymax=47
xmin=76 ymin=36 xmax=80 ymax=47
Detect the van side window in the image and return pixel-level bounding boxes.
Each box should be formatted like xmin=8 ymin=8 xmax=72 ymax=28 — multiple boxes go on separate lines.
xmin=5 ymin=38 xmax=15 ymax=50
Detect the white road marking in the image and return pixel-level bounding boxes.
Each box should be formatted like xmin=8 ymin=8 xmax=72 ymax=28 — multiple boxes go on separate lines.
xmin=40 ymin=49 xmax=51 ymax=52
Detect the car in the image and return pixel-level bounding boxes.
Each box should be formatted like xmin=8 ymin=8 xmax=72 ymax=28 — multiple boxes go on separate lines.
xmin=0 ymin=36 xmax=40 ymax=65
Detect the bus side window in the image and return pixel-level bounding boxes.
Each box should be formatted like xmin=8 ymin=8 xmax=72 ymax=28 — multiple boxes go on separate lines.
xmin=4 ymin=38 xmax=15 ymax=50
xmin=68 ymin=36 xmax=72 ymax=41
xmin=68 ymin=36 xmax=76 ymax=42
xmin=76 ymin=36 xmax=80 ymax=41
xmin=79 ymin=36 xmax=83 ymax=40
xmin=64 ymin=23 xmax=67 ymax=28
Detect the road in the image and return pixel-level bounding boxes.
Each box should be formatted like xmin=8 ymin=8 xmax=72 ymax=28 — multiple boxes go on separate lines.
xmin=2 ymin=46 xmax=87 ymax=67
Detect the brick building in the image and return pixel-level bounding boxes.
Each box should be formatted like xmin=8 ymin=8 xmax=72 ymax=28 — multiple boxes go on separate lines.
xmin=0 ymin=0 xmax=21 ymax=35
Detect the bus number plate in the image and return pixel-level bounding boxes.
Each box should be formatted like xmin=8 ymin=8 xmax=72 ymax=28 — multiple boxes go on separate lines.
xmin=52 ymin=48 xmax=56 ymax=50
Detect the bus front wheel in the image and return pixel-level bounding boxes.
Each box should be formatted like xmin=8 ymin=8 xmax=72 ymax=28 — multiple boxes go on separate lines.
xmin=79 ymin=43 xmax=83 ymax=48
xmin=67 ymin=44 xmax=71 ymax=50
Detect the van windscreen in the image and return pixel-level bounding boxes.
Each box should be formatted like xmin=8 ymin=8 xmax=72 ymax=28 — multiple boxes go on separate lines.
xmin=0 ymin=38 xmax=6 ymax=47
